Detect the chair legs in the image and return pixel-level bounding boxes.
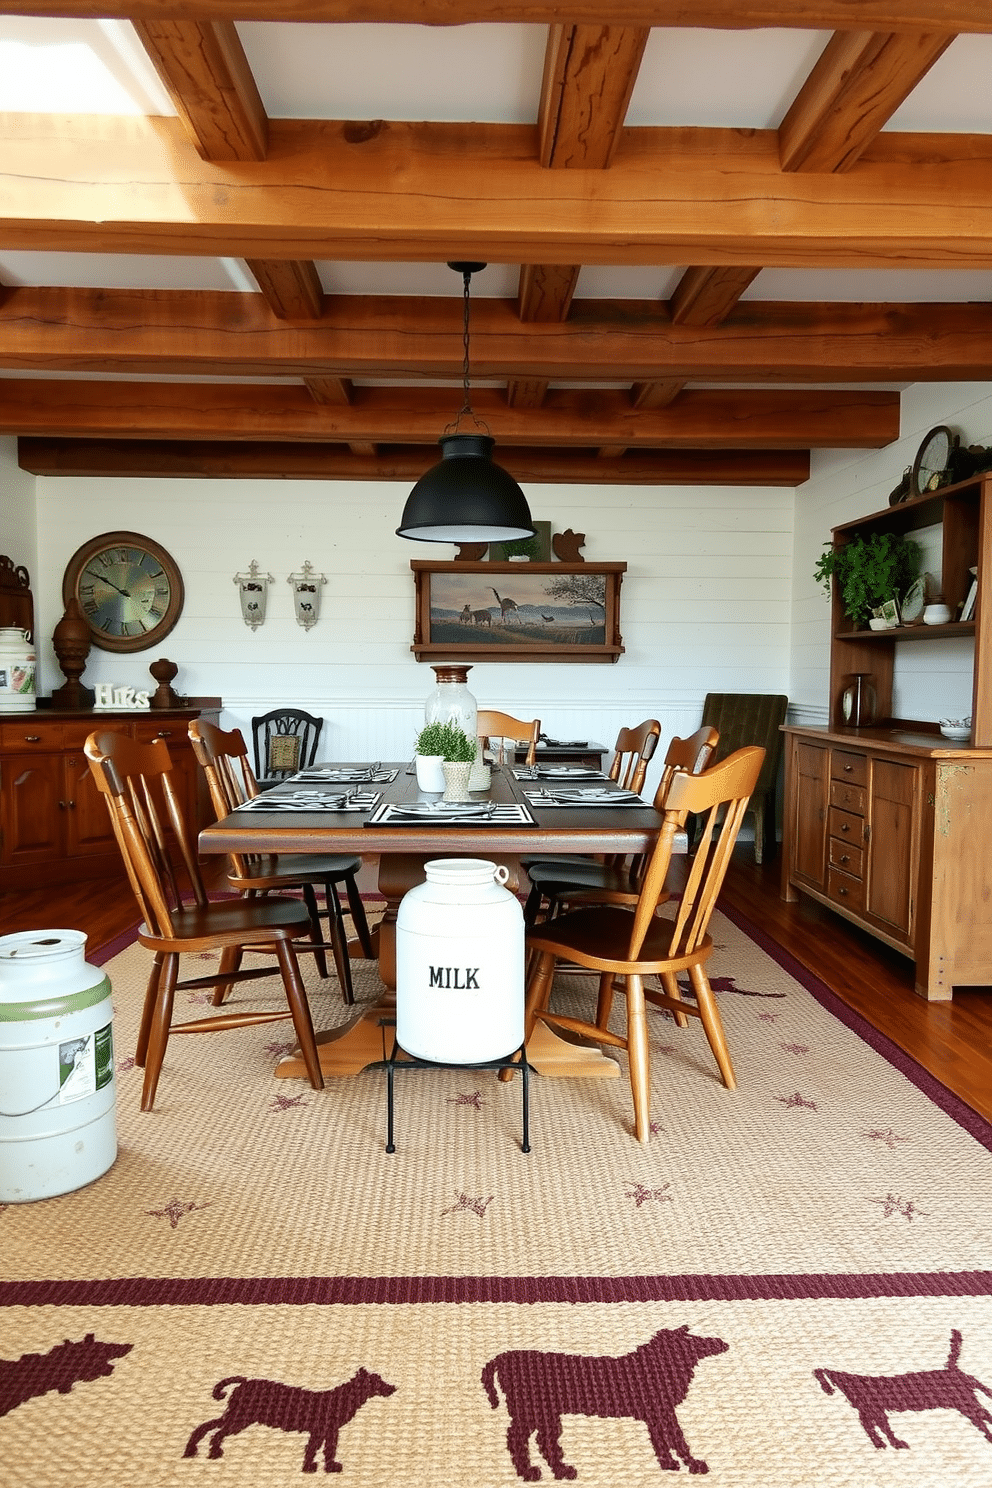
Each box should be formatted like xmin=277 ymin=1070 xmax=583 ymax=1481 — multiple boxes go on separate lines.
xmin=624 ymin=974 xmax=652 ymax=1144
xmin=343 ymin=874 xmax=374 ymax=960
xmin=140 ymin=952 xmax=179 ymax=1112
xmin=302 ymin=882 xmax=330 ymax=979
xmin=321 ymin=881 xmax=355 ymax=1007
xmin=274 ymin=939 xmax=324 ymax=1091
xmin=687 ymin=962 xmax=736 ymax=1089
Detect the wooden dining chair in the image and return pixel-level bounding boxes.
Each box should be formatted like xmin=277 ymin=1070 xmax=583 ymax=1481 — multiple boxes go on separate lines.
xmin=251 ymin=707 xmax=324 ymax=790
xmin=84 ymin=729 xmax=324 ymax=1113
xmin=522 ymin=724 xmax=716 ymax=930
xmin=524 ymin=745 xmax=765 ymax=1142
xmin=189 ymin=719 xmax=374 ymax=1006
xmin=477 ymin=709 xmax=541 ymax=766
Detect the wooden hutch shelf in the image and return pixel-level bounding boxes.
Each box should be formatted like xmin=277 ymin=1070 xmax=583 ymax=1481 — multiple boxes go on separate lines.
xmin=781 ymin=471 xmax=992 ymax=1002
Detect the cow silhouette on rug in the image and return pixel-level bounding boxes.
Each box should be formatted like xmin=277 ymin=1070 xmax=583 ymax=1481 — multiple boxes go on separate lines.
xmin=184 ymin=1367 xmax=396 ymax=1472
xmin=0 ymin=1333 xmax=132 ymax=1418
xmin=815 ymin=1329 xmax=992 ymax=1449
xmin=482 ymin=1323 xmax=728 ymax=1479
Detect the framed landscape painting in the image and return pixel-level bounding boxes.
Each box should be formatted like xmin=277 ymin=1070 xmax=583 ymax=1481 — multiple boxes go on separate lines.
xmin=411 ymin=561 xmax=626 ymax=663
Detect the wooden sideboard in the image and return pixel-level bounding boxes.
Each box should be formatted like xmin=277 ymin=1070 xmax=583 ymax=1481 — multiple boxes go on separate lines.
xmin=0 ymin=702 xmax=220 ymax=890
xmin=780 ymin=724 xmax=992 ymax=1001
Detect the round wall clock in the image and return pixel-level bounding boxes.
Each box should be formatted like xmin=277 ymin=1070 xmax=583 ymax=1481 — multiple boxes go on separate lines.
xmin=62 ymin=531 xmax=184 ymax=653
xmin=910 ymin=425 xmax=955 ymax=499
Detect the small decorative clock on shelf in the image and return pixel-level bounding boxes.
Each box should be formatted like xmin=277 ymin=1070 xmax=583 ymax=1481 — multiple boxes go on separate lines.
xmin=62 ymin=531 xmax=184 ymax=653
xmin=910 ymin=425 xmax=956 ymax=499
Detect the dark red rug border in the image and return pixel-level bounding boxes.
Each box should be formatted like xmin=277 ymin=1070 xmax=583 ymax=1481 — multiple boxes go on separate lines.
xmin=717 ymin=902 xmax=992 ymax=1154
xmin=2 ymin=1270 xmax=991 ymax=1309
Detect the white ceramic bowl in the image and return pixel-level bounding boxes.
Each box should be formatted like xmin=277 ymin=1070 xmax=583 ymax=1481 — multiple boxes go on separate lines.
xmin=939 ymin=724 xmax=971 ymax=741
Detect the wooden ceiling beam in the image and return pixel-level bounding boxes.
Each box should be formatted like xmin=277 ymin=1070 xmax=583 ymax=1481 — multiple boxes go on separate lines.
xmin=130 ymin=20 xmax=268 ymax=163
xmin=4 ymin=117 xmax=992 ymax=268
xmin=245 ymin=259 xmax=325 ymax=319
xmin=0 ymin=381 xmax=899 ymax=448
xmin=17 ymin=438 xmax=810 ymax=488
xmin=538 ymin=24 xmax=650 ymax=169
xmin=5 ymin=5 xmax=990 ymax=35
xmin=632 ymin=265 xmax=763 ymax=417
xmin=4 ymin=289 xmax=988 ymax=382
xmin=779 ymin=29 xmax=956 ymax=173
xmin=669 ymin=266 xmax=763 ymax=327
xmin=305 ymin=376 xmax=355 ymax=404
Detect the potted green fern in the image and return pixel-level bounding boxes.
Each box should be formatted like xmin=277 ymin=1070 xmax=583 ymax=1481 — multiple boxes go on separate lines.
xmin=814 ymin=531 xmax=922 ymax=628
xmin=414 ymin=719 xmax=477 ymax=794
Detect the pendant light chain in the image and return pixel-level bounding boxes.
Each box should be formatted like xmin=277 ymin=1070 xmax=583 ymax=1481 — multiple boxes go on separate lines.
xmin=446 ymin=264 xmax=490 ymax=437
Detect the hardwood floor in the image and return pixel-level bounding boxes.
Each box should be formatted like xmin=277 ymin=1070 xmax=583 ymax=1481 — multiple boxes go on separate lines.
xmin=3 ymin=849 xmax=990 ymax=1122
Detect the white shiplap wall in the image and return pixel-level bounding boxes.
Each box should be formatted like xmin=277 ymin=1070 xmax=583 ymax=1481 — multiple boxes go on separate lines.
xmin=19 ymin=470 xmax=793 ymax=799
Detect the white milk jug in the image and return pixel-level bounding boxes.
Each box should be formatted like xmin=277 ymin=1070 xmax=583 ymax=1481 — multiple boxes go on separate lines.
xmin=0 ymin=627 xmax=37 ymax=712
xmin=396 ymin=858 xmax=524 ymax=1063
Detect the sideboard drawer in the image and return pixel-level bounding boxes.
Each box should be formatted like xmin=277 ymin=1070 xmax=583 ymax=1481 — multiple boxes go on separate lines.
xmin=829 ymin=836 xmax=864 ymax=879
xmin=832 ymin=750 xmax=868 ymax=786
xmin=828 ymin=865 xmax=867 ymax=915
xmin=829 ymin=779 xmax=866 ymax=815
xmin=828 ymin=805 xmax=864 ymax=843
xmin=0 ymin=720 xmax=62 ymax=751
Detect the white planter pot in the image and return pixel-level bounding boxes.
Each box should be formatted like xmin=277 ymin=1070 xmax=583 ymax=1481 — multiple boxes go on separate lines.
xmin=415 ymin=753 xmax=445 ymax=792
xmin=396 ymin=859 xmax=524 ymax=1063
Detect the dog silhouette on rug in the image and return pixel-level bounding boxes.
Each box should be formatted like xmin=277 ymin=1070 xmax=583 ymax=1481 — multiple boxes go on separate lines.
xmin=815 ymin=1330 xmax=992 ymax=1449
xmin=184 ymin=1367 xmax=396 ymax=1472
xmin=482 ymin=1324 xmax=728 ymax=1479
xmin=0 ymin=1334 xmax=133 ymax=1418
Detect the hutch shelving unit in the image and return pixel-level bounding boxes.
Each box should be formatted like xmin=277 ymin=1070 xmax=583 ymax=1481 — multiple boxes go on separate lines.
xmin=781 ymin=471 xmax=992 ymax=1000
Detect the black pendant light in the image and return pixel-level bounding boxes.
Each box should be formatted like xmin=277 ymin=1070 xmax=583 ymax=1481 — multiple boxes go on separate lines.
xmin=396 ymin=262 xmax=536 ymax=544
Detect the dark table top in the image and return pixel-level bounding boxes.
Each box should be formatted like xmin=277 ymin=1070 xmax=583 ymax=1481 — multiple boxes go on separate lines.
xmin=199 ymin=760 xmax=665 ymax=859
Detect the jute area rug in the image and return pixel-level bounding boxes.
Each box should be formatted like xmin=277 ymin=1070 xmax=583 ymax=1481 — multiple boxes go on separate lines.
xmin=3 ymin=905 xmax=992 ymax=1487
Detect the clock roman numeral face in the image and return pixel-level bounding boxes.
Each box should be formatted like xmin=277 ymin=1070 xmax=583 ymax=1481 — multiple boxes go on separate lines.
xmin=78 ymin=547 xmax=173 ymax=637
xmin=64 ymin=532 xmax=184 ymax=653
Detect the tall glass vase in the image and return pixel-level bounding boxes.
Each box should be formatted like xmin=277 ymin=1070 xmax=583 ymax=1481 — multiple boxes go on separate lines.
xmin=424 ymin=664 xmax=478 ymax=742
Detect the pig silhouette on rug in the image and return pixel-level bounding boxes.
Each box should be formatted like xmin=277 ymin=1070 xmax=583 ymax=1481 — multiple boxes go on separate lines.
xmin=184 ymin=1367 xmax=396 ymax=1472
xmin=0 ymin=1333 xmax=133 ymax=1418
xmin=814 ymin=1329 xmax=992 ymax=1450
xmin=482 ymin=1323 xmax=728 ymax=1479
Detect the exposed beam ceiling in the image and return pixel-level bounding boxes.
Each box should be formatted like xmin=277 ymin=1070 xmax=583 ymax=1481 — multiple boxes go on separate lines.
xmin=1 ymin=9 xmax=990 ymax=485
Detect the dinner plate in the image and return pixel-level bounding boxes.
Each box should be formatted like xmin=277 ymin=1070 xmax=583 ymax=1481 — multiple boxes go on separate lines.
xmin=394 ymin=801 xmax=493 ymax=817
xmin=540 ymin=766 xmax=601 ymax=778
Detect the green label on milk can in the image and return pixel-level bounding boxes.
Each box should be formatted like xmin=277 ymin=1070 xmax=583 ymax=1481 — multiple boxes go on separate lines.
xmin=95 ymin=1022 xmax=114 ymax=1090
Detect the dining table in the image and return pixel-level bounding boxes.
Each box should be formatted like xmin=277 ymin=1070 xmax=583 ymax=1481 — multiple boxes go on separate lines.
xmin=197 ymin=758 xmax=673 ymax=1084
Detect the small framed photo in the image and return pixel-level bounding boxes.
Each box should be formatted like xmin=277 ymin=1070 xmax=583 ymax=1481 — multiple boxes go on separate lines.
xmin=880 ymin=598 xmax=900 ymax=628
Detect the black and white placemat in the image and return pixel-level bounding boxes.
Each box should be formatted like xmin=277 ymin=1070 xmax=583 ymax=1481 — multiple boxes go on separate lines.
xmin=366 ymin=800 xmax=536 ymax=827
xmin=232 ymin=789 xmax=381 ymax=814
xmin=290 ymin=767 xmax=398 ymax=784
xmin=522 ymin=786 xmax=644 ymax=808
xmin=512 ymin=765 xmax=606 ymax=781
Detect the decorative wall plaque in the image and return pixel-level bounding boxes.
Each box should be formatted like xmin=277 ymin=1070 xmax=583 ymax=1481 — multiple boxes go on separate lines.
xmin=234 ymin=560 xmax=274 ymax=630
xmin=288 ymin=561 xmax=326 ymax=630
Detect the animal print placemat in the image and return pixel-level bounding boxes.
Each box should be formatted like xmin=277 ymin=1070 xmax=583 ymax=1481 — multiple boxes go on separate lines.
xmin=3 ymin=908 xmax=992 ymax=1486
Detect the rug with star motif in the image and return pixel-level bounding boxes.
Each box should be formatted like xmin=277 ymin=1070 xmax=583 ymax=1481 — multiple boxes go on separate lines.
xmin=3 ymin=905 xmax=992 ymax=1487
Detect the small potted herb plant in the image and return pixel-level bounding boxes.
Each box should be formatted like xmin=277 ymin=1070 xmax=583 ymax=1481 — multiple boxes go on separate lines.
xmin=814 ymin=531 xmax=922 ymax=628
xmin=414 ymin=719 xmax=477 ymax=794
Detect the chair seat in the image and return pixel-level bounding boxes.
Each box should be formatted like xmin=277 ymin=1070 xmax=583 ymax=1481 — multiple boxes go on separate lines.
xmin=529 ymin=905 xmax=713 ymax=975
xmin=230 ymin=852 xmax=363 ymax=888
xmin=139 ymin=894 xmax=312 ymax=950
xmin=525 ymin=858 xmax=640 ymax=899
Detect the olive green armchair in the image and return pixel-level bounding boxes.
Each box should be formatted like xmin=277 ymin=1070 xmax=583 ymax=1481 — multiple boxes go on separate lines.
xmin=692 ymin=693 xmax=788 ymax=863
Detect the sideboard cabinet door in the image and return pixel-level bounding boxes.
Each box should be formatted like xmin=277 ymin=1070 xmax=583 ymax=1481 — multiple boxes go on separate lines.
xmin=791 ymin=741 xmax=829 ymax=890
xmin=864 ymin=757 xmax=920 ymax=944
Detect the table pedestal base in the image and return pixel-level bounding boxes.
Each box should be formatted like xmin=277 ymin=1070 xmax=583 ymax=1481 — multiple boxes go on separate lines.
xmin=274 ymin=999 xmax=619 ymax=1081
